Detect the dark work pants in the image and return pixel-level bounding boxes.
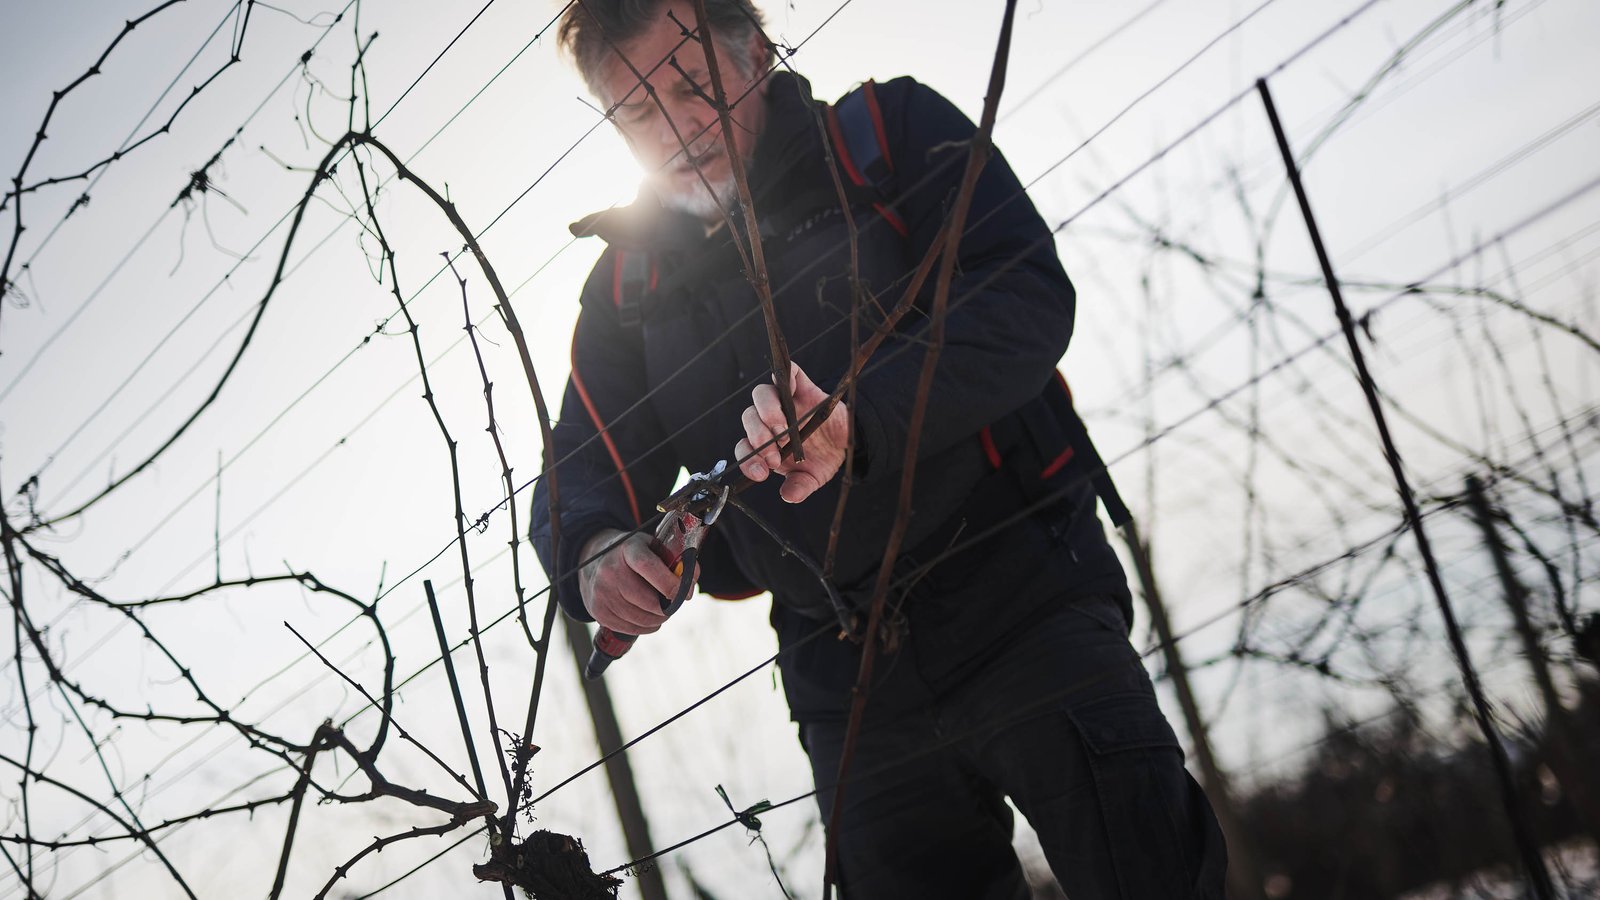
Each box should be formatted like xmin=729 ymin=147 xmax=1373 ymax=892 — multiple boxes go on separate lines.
xmin=799 ymin=595 xmax=1228 ymax=899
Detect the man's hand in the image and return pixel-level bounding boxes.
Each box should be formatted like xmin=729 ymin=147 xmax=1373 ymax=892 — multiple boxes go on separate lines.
xmin=735 ymin=362 xmax=849 ymax=503
xmin=578 ymin=528 xmax=686 ymax=634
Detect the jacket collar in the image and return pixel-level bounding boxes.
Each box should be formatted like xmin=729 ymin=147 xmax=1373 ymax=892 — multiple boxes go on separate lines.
xmin=570 ymin=71 xmax=821 ymax=252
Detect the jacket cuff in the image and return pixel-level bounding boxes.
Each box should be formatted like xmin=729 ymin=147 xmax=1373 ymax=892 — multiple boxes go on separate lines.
xmin=849 ymin=389 xmax=899 ymax=486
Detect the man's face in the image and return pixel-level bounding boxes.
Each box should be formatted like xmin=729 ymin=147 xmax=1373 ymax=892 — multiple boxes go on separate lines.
xmin=597 ymin=0 xmax=768 ymax=221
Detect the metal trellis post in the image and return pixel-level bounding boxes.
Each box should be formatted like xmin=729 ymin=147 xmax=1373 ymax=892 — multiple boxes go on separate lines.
xmin=1257 ymin=76 xmax=1555 ymax=899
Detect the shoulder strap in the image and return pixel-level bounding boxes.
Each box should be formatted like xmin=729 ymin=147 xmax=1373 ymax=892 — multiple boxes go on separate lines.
xmin=1055 ymin=374 xmax=1132 ymax=529
xmin=825 ymin=81 xmax=909 ymax=237
xmin=831 ymin=81 xmax=893 ymax=186
xmin=829 ymin=85 xmax=1128 ymax=526
xmin=611 ymin=249 xmax=657 ymax=332
xmin=981 ymin=373 xmax=1133 ymax=530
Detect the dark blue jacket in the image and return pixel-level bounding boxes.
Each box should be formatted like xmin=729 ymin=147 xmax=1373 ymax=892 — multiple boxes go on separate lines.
xmin=531 ymin=72 xmax=1129 ymax=719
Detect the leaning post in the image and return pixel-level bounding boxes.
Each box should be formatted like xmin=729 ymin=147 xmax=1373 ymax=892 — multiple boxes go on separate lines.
xmin=561 ymin=618 xmax=670 ymax=900
xmin=1122 ymin=520 xmax=1267 ymax=900
xmin=1257 ymin=76 xmax=1554 ymax=898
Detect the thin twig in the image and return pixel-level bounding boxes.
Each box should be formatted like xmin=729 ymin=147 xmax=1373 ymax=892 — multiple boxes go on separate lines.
xmin=688 ymin=0 xmax=805 ymax=459
xmin=269 ymin=725 xmax=332 ymax=900
xmin=444 ymin=255 xmax=537 ymax=650
xmin=26 ymin=132 xmax=355 ymax=531
xmin=283 ymin=621 xmax=483 ymax=800
xmin=312 ymin=819 xmax=467 ymax=900
xmin=349 ymin=144 xmax=516 ymax=826
xmin=2 ymin=0 xmax=187 ymax=325
xmin=0 ymin=748 xmax=198 ymax=900
xmin=821 ymin=3 xmax=1019 ymax=892
xmin=2 ymin=512 xmax=40 ymax=898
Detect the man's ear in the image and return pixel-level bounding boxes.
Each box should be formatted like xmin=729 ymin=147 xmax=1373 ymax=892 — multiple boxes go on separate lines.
xmin=743 ymin=28 xmax=772 ymax=95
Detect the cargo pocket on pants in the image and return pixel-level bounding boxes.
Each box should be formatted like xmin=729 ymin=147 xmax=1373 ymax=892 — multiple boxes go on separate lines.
xmin=1066 ymin=689 xmax=1209 ymax=899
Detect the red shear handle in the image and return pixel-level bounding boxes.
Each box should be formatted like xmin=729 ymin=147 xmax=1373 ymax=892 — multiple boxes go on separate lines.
xmin=584 ymin=533 xmax=692 ymax=680
xmin=585 ymin=628 xmax=639 ymax=679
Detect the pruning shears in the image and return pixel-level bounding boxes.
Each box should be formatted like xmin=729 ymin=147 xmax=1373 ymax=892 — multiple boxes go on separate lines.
xmin=584 ymin=461 xmax=731 ymax=680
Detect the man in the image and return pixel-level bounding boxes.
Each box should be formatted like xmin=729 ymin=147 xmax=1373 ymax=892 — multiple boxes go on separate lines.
xmin=532 ymin=1 xmax=1228 ymax=896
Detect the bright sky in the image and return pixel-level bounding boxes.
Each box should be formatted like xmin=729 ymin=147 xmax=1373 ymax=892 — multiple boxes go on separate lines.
xmin=2 ymin=0 xmax=1598 ymax=897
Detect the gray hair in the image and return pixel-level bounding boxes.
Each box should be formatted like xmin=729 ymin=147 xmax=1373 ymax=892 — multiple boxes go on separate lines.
xmin=559 ymin=0 xmax=771 ymax=102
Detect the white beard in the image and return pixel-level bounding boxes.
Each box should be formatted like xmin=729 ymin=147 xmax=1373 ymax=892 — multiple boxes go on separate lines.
xmin=654 ymin=170 xmax=736 ymax=222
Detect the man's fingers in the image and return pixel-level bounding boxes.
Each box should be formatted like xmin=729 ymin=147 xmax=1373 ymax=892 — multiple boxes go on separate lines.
xmin=599 ymin=606 xmax=660 ymax=634
xmin=622 ymin=537 xmax=682 ymax=598
xmin=779 ymin=468 xmax=822 ymax=504
xmin=592 ymin=567 xmax=670 ymax=633
xmin=787 ymin=361 xmax=826 ymax=407
xmin=736 ymin=363 xmax=848 ymax=501
xmin=619 ymin=581 xmax=671 ymax=628
xmin=589 ymin=527 xmax=703 ymax=633
xmin=773 ymin=363 xmax=838 ymax=446
xmin=751 ymin=384 xmax=794 ymax=456
xmin=735 ymin=437 xmax=770 ymax=482
xmin=741 ymin=406 xmax=784 ymax=468
xmin=752 ymin=382 xmax=789 ymax=434
xmin=599 ymin=592 xmax=666 ymax=633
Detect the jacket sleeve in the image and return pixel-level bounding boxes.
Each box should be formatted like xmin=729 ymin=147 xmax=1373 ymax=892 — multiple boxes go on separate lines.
xmin=530 ymin=250 xmax=680 ymax=621
xmin=848 ymin=76 xmax=1076 ymax=483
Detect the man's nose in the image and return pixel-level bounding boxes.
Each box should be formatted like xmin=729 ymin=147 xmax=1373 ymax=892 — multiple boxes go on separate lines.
xmin=660 ymin=96 xmax=716 ymax=149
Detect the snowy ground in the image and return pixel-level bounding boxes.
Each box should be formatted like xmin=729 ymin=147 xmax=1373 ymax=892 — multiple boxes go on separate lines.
xmin=1401 ymin=841 xmax=1599 ymax=900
